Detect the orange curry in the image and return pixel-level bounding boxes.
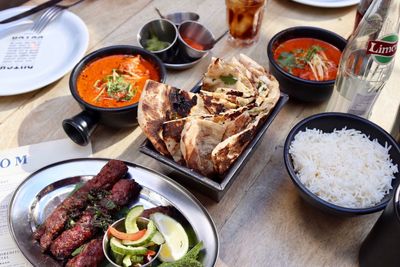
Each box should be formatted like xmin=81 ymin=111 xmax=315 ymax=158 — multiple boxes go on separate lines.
xmin=77 ymin=55 xmax=160 ymax=108
xmin=273 ymin=38 xmax=341 ymax=81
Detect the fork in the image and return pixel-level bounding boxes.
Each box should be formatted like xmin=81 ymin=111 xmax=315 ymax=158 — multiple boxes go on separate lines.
xmin=31 ymin=0 xmax=85 ymax=34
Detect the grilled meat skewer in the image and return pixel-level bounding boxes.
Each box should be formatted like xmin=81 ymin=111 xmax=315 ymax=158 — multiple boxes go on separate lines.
xmin=34 ymin=160 xmax=128 ymax=251
xmin=50 ymin=179 xmax=141 ymax=260
xmin=65 ymin=238 xmax=104 ymax=267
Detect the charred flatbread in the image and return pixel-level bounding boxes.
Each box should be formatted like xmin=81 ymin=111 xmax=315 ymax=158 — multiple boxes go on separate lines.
xmin=211 ymin=112 xmax=267 ymax=175
xmin=181 ymin=118 xmax=225 ymax=177
xmin=139 ymin=54 xmax=281 ymax=179
xmin=138 ymin=80 xmax=200 ymax=156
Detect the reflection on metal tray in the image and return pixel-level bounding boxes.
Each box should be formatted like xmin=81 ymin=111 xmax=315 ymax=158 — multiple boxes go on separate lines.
xmin=163 ymin=52 xmax=209 ymax=70
xmin=140 ymin=83 xmax=289 ymax=201
xmin=8 ymin=158 xmax=218 ymax=267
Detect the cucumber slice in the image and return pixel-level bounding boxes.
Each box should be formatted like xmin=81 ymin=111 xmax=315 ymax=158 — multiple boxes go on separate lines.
xmin=122 ymin=220 xmax=157 ymax=246
xmin=112 ymin=250 xmax=124 ymax=265
xmin=130 ymin=255 xmax=144 ymax=264
xmin=110 ymin=237 xmax=147 ymax=256
xmin=125 ymin=205 xmax=144 ymax=233
xmin=122 ymin=255 xmax=132 ymax=267
xmin=151 ymin=231 xmax=165 ymax=245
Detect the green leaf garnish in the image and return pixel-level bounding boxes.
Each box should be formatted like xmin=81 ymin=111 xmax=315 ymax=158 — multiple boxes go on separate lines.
xmin=219 ymin=74 xmax=237 ymax=85
xmin=277 ymin=52 xmax=299 ymax=73
xmin=92 ymin=69 xmax=136 ymax=102
xmin=68 ymin=182 xmax=84 ymax=197
xmin=71 ymin=244 xmax=85 ymax=257
xmin=158 ymin=241 xmax=204 ymax=267
xmin=305 ymin=45 xmax=324 ymax=62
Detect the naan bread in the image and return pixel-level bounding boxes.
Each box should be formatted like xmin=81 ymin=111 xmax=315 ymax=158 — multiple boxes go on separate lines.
xmin=138 ymin=80 xmax=172 ymax=156
xmin=139 ymin=54 xmax=281 ymax=179
xmin=202 ymin=57 xmax=257 ymax=98
xmin=180 ymin=118 xmax=225 ymax=177
xmin=138 ymin=80 xmax=206 ymax=157
xmin=212 ymin=113 xmax=267 ymax=175
xmin=161 ymin=119 xmax=187 ymax=164
xmin=222 ymin=111 xmax=252 ymax=140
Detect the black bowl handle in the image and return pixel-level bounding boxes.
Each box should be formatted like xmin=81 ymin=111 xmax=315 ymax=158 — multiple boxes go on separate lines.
xmin=62 ymin=111 xmax=99 ymax=146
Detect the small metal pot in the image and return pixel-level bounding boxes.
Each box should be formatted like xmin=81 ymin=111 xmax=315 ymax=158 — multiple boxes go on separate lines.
xmin=62 ymin=45 xmax=166 ymax=146
xmin=164 ymin=11 xmax=199 ymax=26
xmin=103 ymin=217 xmax=161 ymax=267
xmin=137 ymin=19 xmax=179 ymax=62
xmin=178 ymin=20 xmax=215 ymax=60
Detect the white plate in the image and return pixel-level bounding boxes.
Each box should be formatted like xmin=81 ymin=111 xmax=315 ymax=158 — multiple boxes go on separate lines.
xmin=0 ymin=7 xmax=89 ymax=96
xmin=292 ymin=0 xmax=360 ymax=8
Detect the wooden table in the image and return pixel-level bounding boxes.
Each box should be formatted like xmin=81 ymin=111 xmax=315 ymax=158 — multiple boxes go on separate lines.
xmin=2 ymin=0 xmax=400 ymax=266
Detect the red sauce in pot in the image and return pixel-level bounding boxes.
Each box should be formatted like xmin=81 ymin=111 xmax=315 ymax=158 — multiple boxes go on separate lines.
xmin=273 ymin=38 xmax=341 ymax=81
xmin=77 ymin=55 xmax=160 ymax=108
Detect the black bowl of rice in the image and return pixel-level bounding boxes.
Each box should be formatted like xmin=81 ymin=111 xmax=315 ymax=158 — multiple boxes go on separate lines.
xmin=284 ymin=112 xmax=400 ymax=216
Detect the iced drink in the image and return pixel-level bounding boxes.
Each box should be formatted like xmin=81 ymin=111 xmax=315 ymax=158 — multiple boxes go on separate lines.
xmin=226 ymin=0 xmax=266 ymax=46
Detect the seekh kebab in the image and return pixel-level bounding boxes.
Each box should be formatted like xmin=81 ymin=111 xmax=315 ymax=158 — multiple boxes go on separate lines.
xmin=50 ymin=179 xmax=141 ymax=260
xmin=33 ymin=160 xmax=128 ymax=250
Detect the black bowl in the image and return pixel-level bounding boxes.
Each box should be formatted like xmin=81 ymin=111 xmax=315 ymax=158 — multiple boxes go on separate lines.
xmin=283 ymin=112 xmax=400 ymax=216
xmin=267 ymin=26 xmax=347 ymax=102
xmin=63 ymin=45 xmax=167 ymax=146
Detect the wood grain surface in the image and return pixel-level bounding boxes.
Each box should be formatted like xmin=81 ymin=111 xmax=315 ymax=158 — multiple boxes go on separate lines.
xmin=2 ymin=0 xmax=400 ymax=266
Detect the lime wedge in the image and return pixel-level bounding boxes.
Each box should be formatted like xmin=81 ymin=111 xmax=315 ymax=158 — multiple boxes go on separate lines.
xmin=150 ymin=212 xmax=189 ymax=262
xmin=125 ymin=205 xmax=144 ymax=233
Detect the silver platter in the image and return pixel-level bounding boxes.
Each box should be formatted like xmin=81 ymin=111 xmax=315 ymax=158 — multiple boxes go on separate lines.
xmin=163 ymin=53 xmax=208 ymax=70
xmin=8 ymin=158 xmax=219 ymax=267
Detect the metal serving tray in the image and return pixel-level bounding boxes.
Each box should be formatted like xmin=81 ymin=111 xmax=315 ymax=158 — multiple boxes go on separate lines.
xmin=140 ymin=83 xmax=289 ymax=201
xmin=8 ymin=158 xmax=218 ymax=267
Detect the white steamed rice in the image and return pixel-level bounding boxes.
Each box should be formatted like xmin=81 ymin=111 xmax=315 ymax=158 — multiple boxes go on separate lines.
xmin=289 ymin=128 xmax=398 ymax=209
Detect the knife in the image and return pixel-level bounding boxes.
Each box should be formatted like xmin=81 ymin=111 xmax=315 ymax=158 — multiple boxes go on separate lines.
xmin=0 ymin=0 xmax=63 ymax=24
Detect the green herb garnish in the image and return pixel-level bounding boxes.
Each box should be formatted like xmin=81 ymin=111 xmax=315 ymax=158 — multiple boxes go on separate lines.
xmin=88 ymin=205 xmax=114 ymax=231
xmin=93 ymin=69 xmax=137 ymax=102
xmin=305 ymin=45 xmax=324 ymax=62
xmin=100 ymin=198 xmax=117 ymax=210
xmin=219 ymin=74 xmax=237 ymax=85
xmin=276 ymin=45 xmax=326 ymax=76
xmin=277 ymin=52 xmax=299 ymax=74
xmin=158 ymin=241 xmax=204 ymax=267
xmin=66 ymin=218 xmax=76 ymax=229
xmin=145 ymin=33 xmax=170 ymax=51
xmin=71 ymin=244 xmax=85 ymax=257
xmin=68 ymin=182 xmax=84 ymax=196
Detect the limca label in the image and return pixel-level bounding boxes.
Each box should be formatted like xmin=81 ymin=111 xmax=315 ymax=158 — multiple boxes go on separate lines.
xmin=367 ymin=34 xmax=398 ymax=64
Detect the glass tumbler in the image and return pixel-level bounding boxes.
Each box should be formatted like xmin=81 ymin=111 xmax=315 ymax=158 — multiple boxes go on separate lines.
xmin=225 ymin=0 xmax=266 ymax=46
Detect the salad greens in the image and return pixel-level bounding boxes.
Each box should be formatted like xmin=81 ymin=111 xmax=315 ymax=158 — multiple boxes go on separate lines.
xmin=158 ymin=242 xmax=204 ymax=267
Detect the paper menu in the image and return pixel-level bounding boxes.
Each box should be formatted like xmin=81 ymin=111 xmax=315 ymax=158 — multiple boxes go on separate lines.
xmin=0 ymin=139 xmax=92 ymax=266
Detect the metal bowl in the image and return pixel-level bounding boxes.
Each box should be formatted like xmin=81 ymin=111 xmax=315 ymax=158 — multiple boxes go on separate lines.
xmin=137 ymin=19 xmax=179 ymax=62
xmin=103 ymin=217 xmax=161 ymax=267
xmin=178 ymin=21 xmax=215 ymax=60
xmin=164 ymin=11 xmax=200 ymax=26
